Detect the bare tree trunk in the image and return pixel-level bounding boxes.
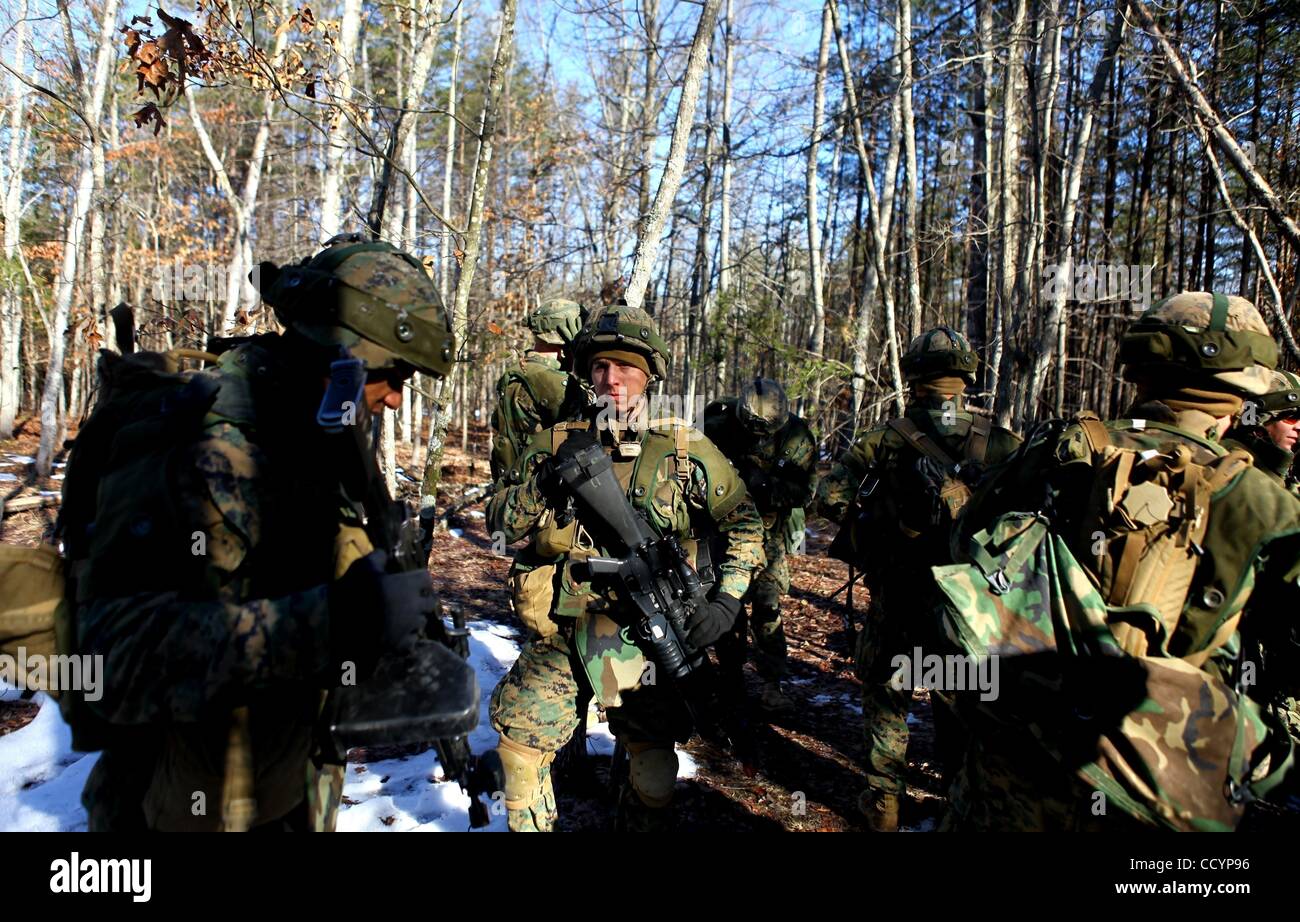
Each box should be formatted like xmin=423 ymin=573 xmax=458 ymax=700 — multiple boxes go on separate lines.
xmin=805 ymin=1 xmax=831 ymax=399
xmin=37 ymin=0 xmax=121 ymax=475
xmin=1191 ymin=96 xmax=1300 ymax=362
xmin=421 ymin=0 xmax=516 ymax=527
xmin=367 ymin=0 xmax=447 ymax=237
xmin=638 ymin=0 xmax=660 ymax=230
xmin=1128 ymin=0 xmax=1300 ymax=251
xmin=1023 ymin=6 xmax=1126 ymax=415
xmin=440 ymin=3 xmax=463 ymax=307
xmin=967 ymin=0 xmax=994 ymax=394
xmin=185 ymin=1 xmax=289 ymax=333
xmin=992 ymin=0 xmax=1029 ymax=427
xmin=625 ymin=0 xmax=724 ymax=310
xmin=320 ymin=0 xmax=363 ymax=240
xmin=1 ymin=0 xmax=30 ymax=439
xmin=718 ymin=0 xmax=736 ymax=299
xmin=898 ymin=0 xmax=922 ymax=341
xmin=830 ymin=0 xmax=905 ymax=416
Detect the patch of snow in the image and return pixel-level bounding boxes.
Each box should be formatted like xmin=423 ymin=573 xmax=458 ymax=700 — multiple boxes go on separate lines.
xmin=0 ymin=684 xmax=99 ymax=831
xmin=0 ymin=473 xmax=16 ymax=482
xmin=447 ymin=527 xmax=465 ymax=539
xmin=466 ymin=510 xmax=485 ymax=520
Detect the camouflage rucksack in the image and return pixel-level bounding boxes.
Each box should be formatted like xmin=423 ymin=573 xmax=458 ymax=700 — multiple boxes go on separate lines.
xmin=933 ymin=412 xmax=1294 ymax=830
xmin=0 ymin=346 xmax=220 ymax=749
xmin=490 ymin=355 xmax=570 ymax=481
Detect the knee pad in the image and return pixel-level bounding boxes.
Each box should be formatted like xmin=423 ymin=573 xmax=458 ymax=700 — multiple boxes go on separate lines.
xmin=496 ymin=733 xmax=556 ymax=811
xmin=625 ymin=741 xmax=679 ymax=809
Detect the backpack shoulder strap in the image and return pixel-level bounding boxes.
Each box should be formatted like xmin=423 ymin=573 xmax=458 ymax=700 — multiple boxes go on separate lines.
xmin=1075 ymin=411 xmax=1112 ymax=455
xmin=550 ymin=419 xmax=592 ymax=452
xmin=1206 ymin=448 xmax=1254 ymax=492
xmin=887 ymin=417 xmax=957 ymax=469
xmin=674 ymin=424 xmax=692 ymax=484
xmin=964 ymin=414 xmax=992 ymax=465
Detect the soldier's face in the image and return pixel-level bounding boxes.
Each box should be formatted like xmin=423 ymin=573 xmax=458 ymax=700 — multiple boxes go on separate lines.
xmin=590 ymin=358 xmax=648 ymax=414
xmin=364 ymin=379 xmax=404 ymax=412
xmin=363 ymin=365 xmax=415 ymax=413
xmin=1265 ymin=414 xmax=1300 ymax=452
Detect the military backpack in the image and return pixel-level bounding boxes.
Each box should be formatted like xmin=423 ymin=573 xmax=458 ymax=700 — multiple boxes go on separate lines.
xmin=932 ymin=412 xmax=1294 ymax=830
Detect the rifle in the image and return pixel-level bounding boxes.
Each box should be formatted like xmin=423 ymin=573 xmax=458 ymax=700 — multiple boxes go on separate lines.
xmin=825 ymin=464 xmax=881 ymax=645
xmin=548 ymin=440 xmax=755 ymax=761
xmin=315 ymin=351 xmax=501 ymax=828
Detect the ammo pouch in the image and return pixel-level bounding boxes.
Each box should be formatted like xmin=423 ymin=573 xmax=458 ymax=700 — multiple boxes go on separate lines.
xmin=0 ymin=543 xmax=64 ymax=692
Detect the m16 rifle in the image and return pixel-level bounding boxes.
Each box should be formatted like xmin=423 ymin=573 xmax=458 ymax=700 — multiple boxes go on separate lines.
xmin=547 ymin=439 xmax=753 ymax=760
xmin=313 ymin=350 xmax=501 ymax=828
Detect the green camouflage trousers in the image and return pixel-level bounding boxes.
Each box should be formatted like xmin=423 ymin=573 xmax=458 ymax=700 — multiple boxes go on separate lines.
xmin=730 ymin=526 xmax=791 ymax=680
xmin=489 ymin=624 xmax=691 ymax=831
xmin=855 ymin=602 xmax=909 ymax=797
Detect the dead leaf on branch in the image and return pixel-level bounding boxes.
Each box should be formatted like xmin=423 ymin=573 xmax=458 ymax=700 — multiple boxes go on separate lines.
xmin=132 ymin=103 xmax=166 ymax=135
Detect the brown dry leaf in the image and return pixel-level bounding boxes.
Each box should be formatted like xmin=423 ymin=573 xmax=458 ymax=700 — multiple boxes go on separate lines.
xmin=300 ymin=6 xmax=316 ymax=31
xmin=453 ymin=248 xmax=465 ymax=267
xmin=131 ymin=103 xmax=166 ymax=135
xmin=487 ymin=321 xmax=504 ymax=336
xmin=274 ymin=11 xmax=299 ymax=38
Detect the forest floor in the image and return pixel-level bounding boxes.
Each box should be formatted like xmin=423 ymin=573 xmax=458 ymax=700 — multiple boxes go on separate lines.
xmin=0 ymin=415 xmax=955 ymax=832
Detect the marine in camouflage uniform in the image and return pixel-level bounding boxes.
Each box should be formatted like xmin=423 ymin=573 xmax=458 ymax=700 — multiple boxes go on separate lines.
xmin=489 ymin=298 xmax=586 ymax=485
xmin=72 ymin=235 xmax=456 ymax=831
xmin=1224 ymin=369 xmax=1300 ymax=498
xmin=704 ymin=379 xmax=817 ymax=711
xmin=486 ymin=306 xmax=765 ymax=832
xmin=814 ymin=327 xmax=1020 ymax=831
xmin=1224 ymin=368 xmax=1300 ymax=759
xmin=945 ymin=292 xmax=1300 ymax=830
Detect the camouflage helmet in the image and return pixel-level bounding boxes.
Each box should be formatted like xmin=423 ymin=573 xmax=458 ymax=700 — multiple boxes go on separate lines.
xmin=571 ymin=304 xmax=669 ymax=380
xmin=737 ymin=377 xmax=790 ymax=435
xmin=253 ymin=233 xmax=454 ymax=378
xmin=1120 ymin=291 xmax=1278 ymax=396
xmin=527 ymin=298 xmax=584 ymax=346
xmin=901 ymin=326 xmax=979 ymax=384
xmin=1244 ymin=369 xmax=1300 ymax=423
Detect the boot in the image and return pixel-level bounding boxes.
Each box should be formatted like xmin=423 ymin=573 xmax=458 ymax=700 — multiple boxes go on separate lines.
xmin=758 ymin=678 xmax=794 ymax=714
xmin=859 ymin=790 xmax=900 ymax=832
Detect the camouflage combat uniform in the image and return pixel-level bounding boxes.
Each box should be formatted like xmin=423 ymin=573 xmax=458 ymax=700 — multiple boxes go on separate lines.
xmin=1223 ymin=368 xmax=1300 ymax=756
xmin=73 ymin=238 xmax=456 ymax=831
xmin=944 ymin=292 xmax=1300 ymax=830
xmin=704 ymin=382 xmax=817 ymax=700
xmin=1223 ymin=369 xmax=1300 ymax=499
xmin=489 ymin=299 xmax=585 ymax=484
xmin=486 ymin=306 xmax=765 ymax=832
xmin=815 ymin=328 xmax=1020 ymax=830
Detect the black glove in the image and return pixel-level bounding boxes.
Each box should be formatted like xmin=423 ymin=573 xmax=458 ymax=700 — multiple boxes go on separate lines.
xmin=535 ymin=428 xmax=599 ymax=505
xmin=685 ymin=593 xmax=743 ymax=651
xmin=328 ymin=550 xmax=438 ymax=676
xmin=743 ymin=465 xmax=772 ymax=508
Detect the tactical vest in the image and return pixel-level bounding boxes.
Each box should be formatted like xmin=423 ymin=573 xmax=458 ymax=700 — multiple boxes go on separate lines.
xmin=513 ymin=417 xmax=744 ymax=707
